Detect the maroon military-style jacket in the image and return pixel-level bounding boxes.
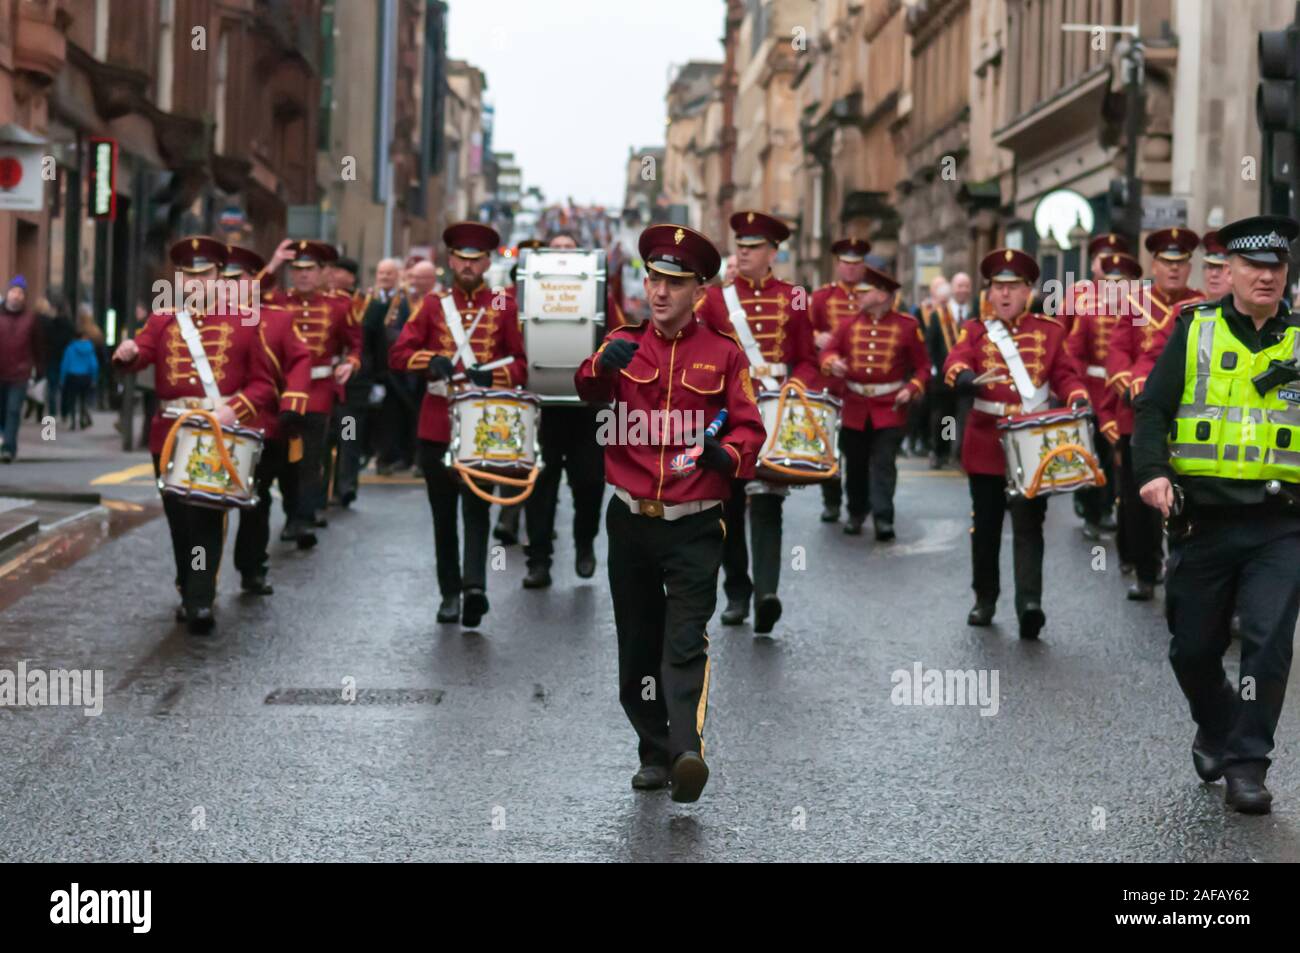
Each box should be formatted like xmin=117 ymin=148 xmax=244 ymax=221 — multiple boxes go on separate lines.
xmin=820 ymin=310 xmax=930 ymax=431
xmin=262 ymin=287 xmax=360 ymax=414
xmin=574 ymin=317 xmax=766 ymax=504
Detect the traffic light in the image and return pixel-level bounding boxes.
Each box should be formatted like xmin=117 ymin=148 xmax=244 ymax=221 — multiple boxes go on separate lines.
xmin=1257 ymin=9 xmax=1300 ymax=216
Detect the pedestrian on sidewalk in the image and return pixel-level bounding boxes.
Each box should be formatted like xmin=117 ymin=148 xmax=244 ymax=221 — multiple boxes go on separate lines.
xmin=60 ymin=326 xmax=99 ymax=432
xmin=0 ymin=275 xmax=45 ymax=462
xmin=36 ymin=291 xmax=75 ymax=423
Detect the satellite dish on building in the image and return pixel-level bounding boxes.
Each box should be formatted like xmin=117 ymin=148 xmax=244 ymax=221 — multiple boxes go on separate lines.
xmin=1033 ymin=189 xmax=1094 ymax=251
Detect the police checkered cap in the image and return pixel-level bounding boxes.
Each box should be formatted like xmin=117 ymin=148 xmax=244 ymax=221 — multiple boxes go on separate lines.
xmin=1226 ymin=230 xmax=1290 ymax=253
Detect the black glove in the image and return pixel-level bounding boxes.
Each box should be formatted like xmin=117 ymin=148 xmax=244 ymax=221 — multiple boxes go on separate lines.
xmin=597 ymin=339 xmax=638 ymax=374
xmin=953 ymin=369 xmax=977 ymax=395
xmin=277 ymin=410 xmax=306 ymax=437
xmin=466 ymin=365 xmax=494 ymax=387
xmin=698 ymin=436 xmax=734 ymax=473
xmin=427 ymin=355 xmax=454 ymax=381
xmin=1070 ymin=396 xmax=1091 ymax=412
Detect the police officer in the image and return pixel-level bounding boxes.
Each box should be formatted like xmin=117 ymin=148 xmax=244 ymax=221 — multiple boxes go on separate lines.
xmin=1135 ymin=214 xmax=1300 ymax=815
xmin=575 ymin=224 xmax=765 ymax=802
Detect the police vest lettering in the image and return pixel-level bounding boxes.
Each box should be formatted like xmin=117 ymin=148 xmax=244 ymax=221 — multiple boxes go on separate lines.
xmin=1169 ymin=307 xmax=1300 ymax=482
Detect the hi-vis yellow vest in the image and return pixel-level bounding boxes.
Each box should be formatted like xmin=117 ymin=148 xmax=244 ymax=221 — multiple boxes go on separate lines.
xmin=1169 ymin=307 xmax=1300 ymax=481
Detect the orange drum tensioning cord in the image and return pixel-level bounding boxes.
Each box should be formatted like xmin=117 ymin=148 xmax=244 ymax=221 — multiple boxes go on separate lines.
xmin=1021 ymin=443 xmax=1106 ymax=499
xmin=758 ymin=378 xmax=839 ymax=481
xmin=453 ymin=460 xmax=539 ymax=506
xmin=157 ymin=409 xmax=247 ymax=493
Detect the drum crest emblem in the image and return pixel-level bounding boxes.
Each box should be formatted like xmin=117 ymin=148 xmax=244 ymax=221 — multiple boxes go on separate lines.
xmin=1039 ymin=425 xmax=1088 ymax=482
xmin=474 ymin=406 xmax=525 ymax=456
xmin=184 ymin=434 xmax=234 ymax=489
xmin=776 ymin=405 xmax=827 ymax=456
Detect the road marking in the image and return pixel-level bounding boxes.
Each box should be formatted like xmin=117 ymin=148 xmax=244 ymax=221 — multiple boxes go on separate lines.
xmin=91 ymin=462 xmax=155 ymax=485
xmin=102 ymin=499 xmax=145 ymax=512
xmin=0 ymin=534 xmax=63 ymax=579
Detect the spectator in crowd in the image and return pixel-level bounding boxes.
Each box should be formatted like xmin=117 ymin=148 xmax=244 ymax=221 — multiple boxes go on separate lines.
xmin=60 ymin=322 xmax=99 ymax=432
xmin=36 ymin=291 xmax=75 ymax=423
xmin=0 ymin=275 xmax=44 ymax=462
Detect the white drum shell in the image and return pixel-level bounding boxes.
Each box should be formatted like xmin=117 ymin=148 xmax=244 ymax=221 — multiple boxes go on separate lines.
xmin=517 ymin=248 xmax=605 ymax=403
xmin=755 ymin=388 xmax=842 ymax=485
xmin=158 ymin=419 xmax=263 ymax=510
xmin=449 ymin=388 xmax=541 ymax=476
xmin=1000 ymin=410 xmax=1102 ymax=498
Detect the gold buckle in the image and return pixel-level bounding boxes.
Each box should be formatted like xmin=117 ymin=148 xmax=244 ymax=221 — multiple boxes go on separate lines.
xmin=637 ymin=499 xmax=665 ymax=518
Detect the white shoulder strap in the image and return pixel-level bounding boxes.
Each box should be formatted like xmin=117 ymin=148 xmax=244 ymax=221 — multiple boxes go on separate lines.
xmin=983 ymin=318 xmax=1047 ymax=412
xmin=722 ymin=283 xmax=776 ymax=389
xmin=174 ymin=310 xmax=223 ymax=406
xmin=440 ymin=293 xmax=477 ymax=369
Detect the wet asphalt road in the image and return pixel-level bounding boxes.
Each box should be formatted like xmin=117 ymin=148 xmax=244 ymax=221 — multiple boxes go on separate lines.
xmin=2 ymin=459 xmax=1299 ymax=862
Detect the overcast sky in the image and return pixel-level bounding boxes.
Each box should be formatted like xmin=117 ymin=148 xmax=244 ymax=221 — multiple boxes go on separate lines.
xmin=446 ymin=0 xmax=724 ymax=208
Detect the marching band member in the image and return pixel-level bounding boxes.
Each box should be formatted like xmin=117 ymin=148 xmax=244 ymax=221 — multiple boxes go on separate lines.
xmin=1104 ymin=228 xmax=1204 ymax=600
xmin=1134 ymin=214 xmax=1300 ymax=813
xmin=820 ymin=262 xmax=930 ymax=539
xmin=112 ymin=238 xmax=278 ymax=633
xmin=389 ymin=222 xmax=527 ymax=628
xmin=327 ymin=256 xmax=369 ymax=509
xmin=493 ymin=238 xmax=543 ymax=547
xmin=922 ymin=272 xmax=976 ymax=470
xmin=696 ymin=210 xmax=817 ymax=634
xmin=1064 ymin=251 xmax=1142 ymax=539
xmin=1200 ymin=230 xmax=1232 ymax=300
xmin=943 ymin=249 xmax=1089 ymax=639
xmin=575 ymin=224 xmax=764 ymax=802
xmin=810 ymin=238 xmax=870 ymax=521
xmin=227 ymin=245 xmax=313 ymax=593
xmin=261 ymin=240 xmax=360 ymax=545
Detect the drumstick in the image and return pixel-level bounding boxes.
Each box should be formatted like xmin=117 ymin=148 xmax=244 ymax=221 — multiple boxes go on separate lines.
xmin=670 ymin=409 xmax=728 ymax=478
xmin=451 ymin=355 xmax=515 ymax=383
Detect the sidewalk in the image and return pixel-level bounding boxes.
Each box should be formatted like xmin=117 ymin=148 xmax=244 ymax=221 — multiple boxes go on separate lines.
xmin=0 ymin=406 xmax=156 ymax=502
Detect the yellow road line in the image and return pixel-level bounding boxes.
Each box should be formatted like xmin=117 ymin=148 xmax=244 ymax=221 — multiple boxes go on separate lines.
xmin=91 ymin=463 xmax=155 ymax=485
xmin=102 ymin=499 xmax=145 ymax=512
xmin=0 ymin=535 xmax=62 ymax=579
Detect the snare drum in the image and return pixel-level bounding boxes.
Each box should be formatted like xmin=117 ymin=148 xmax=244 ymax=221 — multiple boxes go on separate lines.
xmin=997 ymin=406 xmax=1106 ymax=499
xmin=755 ymin=380 xmax=841 ymax=485
xmin=157 ymin=410 xmax=264 ymax=510
xmin=449 ymin=388 xmax=541 ymax=504
xmin=517 ymin=248 xmax=606 ymax=403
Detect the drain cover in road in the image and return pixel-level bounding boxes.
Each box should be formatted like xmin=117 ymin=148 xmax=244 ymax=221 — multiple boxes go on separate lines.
xmin=264 ymin=688 xmax=444 ymax=706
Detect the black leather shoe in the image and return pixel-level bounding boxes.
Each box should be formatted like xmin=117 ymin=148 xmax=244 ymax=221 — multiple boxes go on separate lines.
xmin=296 ymin=528 xmax=318 ymax=550
xmin=843 ymin=516 xmax=864 ymax=536
xmin=241 ymin=575 xmax=273 ymax=595
xmin=493 ymin=524 xmax=519 ymax=546
xmin=1081 ymin=522 xmax=1102 ymax=541
xmin=820 ymin=506 xmax=840 ymax=523
xmin=462 ymin=588 xmax=489 ymax=628
xmin=1192 ymin=729 xmax=1227 ymax=783
xmin=185 ymin=605 xmax=215 ymax=635
xmin=575 ymin=548 xmax=597 ymax=579
xmin=1224 ymin=764 xmax=1272 ymax=814
xmin=339 ymin=490 xmax=356 ymax=508
xmin=720 ymin=599 xmax=748 ymax=625
xmin=967 ymin=603 xmax=995 ymax=626
xmin=523 ymin=565 xmax=552 ymax=589
xmin=874 ymin=520 xmax=896 ymax=542
xmin=669 ymin=752 xmax=709 ymax=803
xmin=279 ymin=523 xmax=298 ymax=542
xmin=631 ymin=764 xmax=670 ymax=791
xmin=1127 ymin=581 xmax=1155 ymax=601
xmin=754 ymin=594 xmax=782 ymax=634
xmin=436 ymin=594 xmax=461 ymax=623
xmin=1018 ymin=604 xmax=1046 ymax=640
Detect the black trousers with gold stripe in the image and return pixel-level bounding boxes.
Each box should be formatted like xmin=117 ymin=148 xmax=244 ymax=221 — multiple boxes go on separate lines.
xmin=153 ymin=456 xmax=227 ymax=610
xmin=606 ymin=495 xmax=724 ymax=767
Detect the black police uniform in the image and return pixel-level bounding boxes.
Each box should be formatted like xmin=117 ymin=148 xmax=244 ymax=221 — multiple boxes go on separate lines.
xmin=1134 ymin=292 xmax=1300 ymax=805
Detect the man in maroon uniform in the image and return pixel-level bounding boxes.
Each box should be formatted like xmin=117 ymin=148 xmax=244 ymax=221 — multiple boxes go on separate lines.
xmin=260 ymin=239 xmax=360 ymax=543
xmin=694 ymin=210 xmax=816 ymax=634
xmin=1104 ymin=227 xmax=1204 ymax=599
xmin=112 ymin=238 xmax=278 ymax=633
xmin=390 ymin=222 xmax=527 ymax=628
xmin=575 ymin=223 xmax=764 ymax=802
xmin=809 ymin=237 xmax=869 ymax=521
xmin=820 ymin=262 xmax=930 ymax=539
xmin=943 ymin=248 xmax=1089 ymax=639
xmin=226 ymin=244 xmax=314 ymax=592
xmin=1064 ymin=251 xmax=1142 ymax=539
xmin=1200 ymin=230 xmax=1232 ymax=299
